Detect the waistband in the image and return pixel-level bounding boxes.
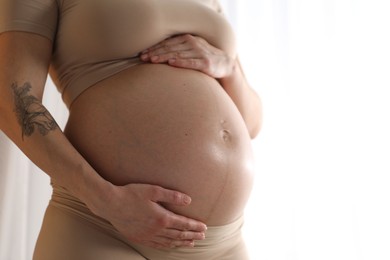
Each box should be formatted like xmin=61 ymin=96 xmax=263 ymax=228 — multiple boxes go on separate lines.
xmin=49 ymin=181 xmax=245 ymax=253
xmin=130 ymin=215 xmax=245 ymax=259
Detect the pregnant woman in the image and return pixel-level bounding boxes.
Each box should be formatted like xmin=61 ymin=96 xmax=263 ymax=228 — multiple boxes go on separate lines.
xmin=0 ymin=0 xmax=262 ymax=259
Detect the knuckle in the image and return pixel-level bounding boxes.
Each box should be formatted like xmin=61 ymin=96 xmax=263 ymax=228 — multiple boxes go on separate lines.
xmin=198 ymin=37 xmax=206 ymax=43
xmin=183 ymin=34 xmax=193 ymax=41
xmin=191 ymin=60 xmax=198 ymax=67
xmin=203 ymin=58 xmax=211 ymax=67
xmin=193 ymin=39 xmax=203 ymax=48
xmin=149 ymin=186 xmax=162 ymax=199
xmin=156 ymin=214 xmax=170 ymax=227
xmin=185 ymin=222 xmax=194 ymax=231
xmin=179 ymin=232 xmax=187 ymax=239
xmin=192 ymin=43 xmax=200 ymax=50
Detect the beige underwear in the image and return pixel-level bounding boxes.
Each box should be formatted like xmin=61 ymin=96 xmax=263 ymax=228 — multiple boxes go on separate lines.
xmin=33 ymin=183 xmax=250 ymax=260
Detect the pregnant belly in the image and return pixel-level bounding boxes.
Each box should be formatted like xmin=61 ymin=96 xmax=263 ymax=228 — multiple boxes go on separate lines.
xmin=64 ymin=64 xmax=255 ymax=225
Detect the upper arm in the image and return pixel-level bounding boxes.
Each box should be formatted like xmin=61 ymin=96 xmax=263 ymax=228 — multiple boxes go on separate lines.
xmin=0 ymin=32 xmax=53 ymax=101
xmin=0 ymin=0 xmax=58 ymax=103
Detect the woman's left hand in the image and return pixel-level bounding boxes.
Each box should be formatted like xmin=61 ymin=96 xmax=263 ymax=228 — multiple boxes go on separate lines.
xmin=140 ymin=34 xmax=234 ymax=79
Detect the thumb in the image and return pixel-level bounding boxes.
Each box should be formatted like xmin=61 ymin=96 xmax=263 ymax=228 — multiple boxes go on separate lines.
xmin=149 ymin=186 xmax=192 ymax=206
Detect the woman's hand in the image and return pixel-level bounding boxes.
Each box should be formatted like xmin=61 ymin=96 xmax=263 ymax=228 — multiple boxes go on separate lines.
xmin=89 ymin=183 xmax=207 ymax=249
xmin=140 ymin=34 xmax=234 ymax=79
xmin=140 ymin=35 xmax=262 ymax=138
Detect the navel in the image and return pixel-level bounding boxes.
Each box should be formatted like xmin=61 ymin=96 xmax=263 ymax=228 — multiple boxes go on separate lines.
xmin=220 ymin=129 xmax=231 ymax=142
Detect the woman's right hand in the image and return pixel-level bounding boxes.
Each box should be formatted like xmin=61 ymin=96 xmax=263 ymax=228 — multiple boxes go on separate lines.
xmin=88 ymin=183 xmax=207 ymax=249
xmin=0 ymin=31 xmax=206 ymax=250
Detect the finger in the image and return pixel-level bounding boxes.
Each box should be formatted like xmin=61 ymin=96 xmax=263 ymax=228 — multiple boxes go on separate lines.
xmin=147 ymin=186 xmax=208 ymax=231
xmin=149 ymin=50 xmax=197 ymax=63
xmin=139 ymin=235 xmax=194 ymax=249
xmin=163 ymin=229 xmax=206 ymax=241
xmin=168 ymin=214 xmax=208 ymax=232
xmin=168 ymin=58 xmax=206 ymax=71
xmin=142 ymin=37 xmax=184 ymax=56
xmin=150 ymin=42 xmax=191 ymax=56
xmin=146 ymin=44 xmax=192 ymax=57
xmin=153 ymin=237 xmax=195 ymax=248
xmin=143 ymin=34 xmax=192 ymax=53
xmin=141 ymin=43 xmax=192 ymax=62
xmin=169 ymin=239 xmax=195 ymax=248
xmin=149 ymin=186 xmax=192 ymax=206
xmin=139 ymin=241 xmax=165 ymax=249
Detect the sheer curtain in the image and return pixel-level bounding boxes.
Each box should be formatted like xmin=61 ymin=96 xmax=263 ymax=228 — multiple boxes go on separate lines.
xmin=237 ymin=0 xmax=390 ymax=260
xmin=1 ymin=0 xmax=390 ymax=259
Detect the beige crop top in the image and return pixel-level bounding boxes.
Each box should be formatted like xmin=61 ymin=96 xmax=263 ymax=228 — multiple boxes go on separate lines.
xmin=0 ymin=0 xmax=236 ymax=108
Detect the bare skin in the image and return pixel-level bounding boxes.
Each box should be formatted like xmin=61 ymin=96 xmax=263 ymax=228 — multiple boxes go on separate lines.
xmin=0 ymin=32 xmax=208 ymax=249
xmin=11 ymin=82 xmax=58 ymax=139
xmin=64 ymin=33 xmax=261 ymax=238
xmin=0 ymin=31 xmax=261 ymax=250
xmin=65 ymin=63 xmax=255 ymax=226
xmin=140 ymin=34 xmax=262 ymax=137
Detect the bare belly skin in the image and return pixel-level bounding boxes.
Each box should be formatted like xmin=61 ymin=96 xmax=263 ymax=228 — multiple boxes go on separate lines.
xmin=64 ymin=64 xmax=255 ymax=225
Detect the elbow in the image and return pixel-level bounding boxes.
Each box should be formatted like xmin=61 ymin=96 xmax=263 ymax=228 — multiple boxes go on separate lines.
xmin=248 ymin=94 xmax=263 ymax=139
xmin=248 ymin=116 xmax=262 ymax=139
xmin=249 ymin=125 xmax=261 ymax=140
xmin=244 ymin=107 xmax=263 ymax=139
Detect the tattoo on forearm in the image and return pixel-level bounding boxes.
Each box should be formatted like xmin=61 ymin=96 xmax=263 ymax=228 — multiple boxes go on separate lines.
xmin=11 ymin=82 xmax=58 ymax=140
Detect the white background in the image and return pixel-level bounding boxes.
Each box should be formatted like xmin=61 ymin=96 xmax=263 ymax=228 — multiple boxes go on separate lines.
xmin=233 ymin=0 xmax=390 ymax=259
xmin=1 ymin=0 xmax=390 ymax=259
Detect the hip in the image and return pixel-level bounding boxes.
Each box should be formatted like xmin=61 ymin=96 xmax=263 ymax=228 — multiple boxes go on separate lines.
xmin=34 ymin=183 xmax=249 ymax=260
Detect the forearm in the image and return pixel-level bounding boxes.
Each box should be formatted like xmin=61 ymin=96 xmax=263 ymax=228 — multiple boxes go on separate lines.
xmin=0 ymin=32 xmax=209 ymax=248
xmin=0 ymin=83 xmax=111 ymax=210
xmin=219 ymin=59 xmax=263 ymax=138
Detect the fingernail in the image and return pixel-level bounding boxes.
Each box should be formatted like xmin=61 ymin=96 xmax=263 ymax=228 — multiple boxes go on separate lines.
xmin=141 ymin=54 xmax=148 ymax=60
xmin=151 ymin=56 xmax=159 ymax=62
xmin=184 ymin=196 xmax=191 ymax=204
xmin=169 ymin=58 xmax=176 ymax=64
